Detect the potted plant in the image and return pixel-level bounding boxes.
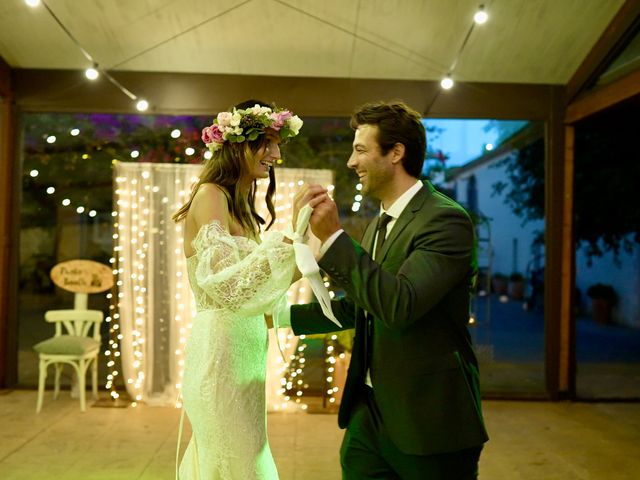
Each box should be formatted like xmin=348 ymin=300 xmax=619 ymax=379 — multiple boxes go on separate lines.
xmin=491 ymin=273 xmax=508 ymax=295
xmin=586 ymin=283 xmax=617 ymax=325
xmin=508 ymin=272 xmax=525 ymax=300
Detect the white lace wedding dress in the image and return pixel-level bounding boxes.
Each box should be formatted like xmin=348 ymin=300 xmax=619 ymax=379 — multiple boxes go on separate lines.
xmin=178 ymin=220 xmax=295 ymax=479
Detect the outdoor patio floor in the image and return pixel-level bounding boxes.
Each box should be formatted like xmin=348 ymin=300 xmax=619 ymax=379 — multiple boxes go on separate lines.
xmin=1 ymin=389 xmax=640 ymax=480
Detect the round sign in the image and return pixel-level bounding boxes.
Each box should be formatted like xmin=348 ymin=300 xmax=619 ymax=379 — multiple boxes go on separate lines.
xmin=50 ymin=259 xmax=114 ymax=294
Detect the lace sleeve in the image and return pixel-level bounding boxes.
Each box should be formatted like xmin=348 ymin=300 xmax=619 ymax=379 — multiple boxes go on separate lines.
xmin=192 ymin=221 xmax=295 ymax=317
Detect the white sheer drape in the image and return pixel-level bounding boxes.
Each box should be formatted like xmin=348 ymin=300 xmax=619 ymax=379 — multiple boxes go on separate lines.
xmin=112 ymin=162 xmax=333 ymax=408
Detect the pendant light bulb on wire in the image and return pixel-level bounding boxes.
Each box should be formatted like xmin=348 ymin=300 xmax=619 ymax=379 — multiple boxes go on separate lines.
xmin=474 ymin=5 xmax=488 ymax=24
xmin=85 ymin=67 xmax=99 ymax=80
xmin=25 ymin=0 xmax=41 ymax=7
xmin=136 ymin=99 xmax=149 ymax=112
xmin=440 ymin=76 xmax=454 ymax=90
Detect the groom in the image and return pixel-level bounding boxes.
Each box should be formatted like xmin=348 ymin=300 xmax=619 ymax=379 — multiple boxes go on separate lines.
xmin=290 ymin=100 xmax=488 ymax=479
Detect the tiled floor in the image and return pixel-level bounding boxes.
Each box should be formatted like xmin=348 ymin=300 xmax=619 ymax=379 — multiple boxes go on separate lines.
xmin=1 ymin=390 xmax=640 ymax=479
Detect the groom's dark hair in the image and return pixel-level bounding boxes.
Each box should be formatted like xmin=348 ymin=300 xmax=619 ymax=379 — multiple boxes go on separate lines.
xmin=350 ymin=100 xmax=426 ymax=178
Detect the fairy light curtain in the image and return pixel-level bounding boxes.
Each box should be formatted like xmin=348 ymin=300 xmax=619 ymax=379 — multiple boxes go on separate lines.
xmin=111 ymin=161 xmax=333 ymax=407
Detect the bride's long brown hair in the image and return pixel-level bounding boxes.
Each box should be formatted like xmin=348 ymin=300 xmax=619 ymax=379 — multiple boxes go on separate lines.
xmin=172 ymin=100 xmax=277 ymax=237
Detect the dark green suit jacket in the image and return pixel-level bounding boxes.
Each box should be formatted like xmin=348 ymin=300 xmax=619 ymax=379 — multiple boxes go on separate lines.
xmin=291 ymin=181 xmax=488 ymax=455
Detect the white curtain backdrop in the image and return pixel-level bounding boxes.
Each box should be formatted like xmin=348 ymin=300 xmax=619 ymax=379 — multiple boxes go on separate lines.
xmin=112 ymin=162 xmax=333 ymax=408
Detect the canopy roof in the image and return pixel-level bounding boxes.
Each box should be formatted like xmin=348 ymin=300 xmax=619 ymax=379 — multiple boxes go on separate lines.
xmin=0 ymin=0 xmax=631 ymax=117
xmin=0 ymin=0 xmax=624 ymax=83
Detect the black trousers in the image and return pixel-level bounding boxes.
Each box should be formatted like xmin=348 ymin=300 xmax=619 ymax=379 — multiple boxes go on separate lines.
xmin=340 ymin=386 xmax=482 ymax=480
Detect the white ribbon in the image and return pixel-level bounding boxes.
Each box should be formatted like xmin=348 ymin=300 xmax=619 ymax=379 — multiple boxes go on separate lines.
xmin=284 ymin=204 xmax=342 ymax=329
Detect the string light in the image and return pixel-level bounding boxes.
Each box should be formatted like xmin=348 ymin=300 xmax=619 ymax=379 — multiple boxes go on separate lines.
xmin=425 ymin=2 xmax=490 ymax=103
xmin=474 ymin=5 xmax=489 ymax=24
xmin=25 ymin=0 xmax=150 ymax=111
xmin=85 ymin=67 xmax=99 ymax=80
xmin=440 ymin=75 xmax=454 ymax=90
xmin=278 ymin=334 xmax=309 ymax=410
xmin=352 ymin=182 xmax=362 ymax=212
xmin=324 ymin=334 xmax=340 ymax=407
xmin=136 ymin=99 xmax=149 ymax=112
xmin=107 ymin=165 xmax=332 ymax=409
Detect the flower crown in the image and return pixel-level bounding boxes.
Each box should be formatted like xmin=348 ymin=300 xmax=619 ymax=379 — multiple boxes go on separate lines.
xmin=201 ymin=104 xmax=303 ymax=152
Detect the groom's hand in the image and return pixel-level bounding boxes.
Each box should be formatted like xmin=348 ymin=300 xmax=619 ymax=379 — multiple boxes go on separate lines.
xmin=308 ymin=193 xmax=341 ymax=243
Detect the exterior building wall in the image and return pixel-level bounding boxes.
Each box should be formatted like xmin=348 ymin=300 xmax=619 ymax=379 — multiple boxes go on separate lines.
xmin=448 ymin=154 xmax=544 ymax=278
xmin=446 ymin=153 xmax=639 ymax=328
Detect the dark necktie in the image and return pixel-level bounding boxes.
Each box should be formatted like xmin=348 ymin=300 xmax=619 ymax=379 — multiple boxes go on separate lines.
xmin=367 ymin=213 xmax=393 ymax=376
xmin=374 ymin=213 xmax=392 ymax=260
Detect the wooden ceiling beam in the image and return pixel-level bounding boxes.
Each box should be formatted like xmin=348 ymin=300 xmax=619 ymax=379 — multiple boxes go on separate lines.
xmin=13 ymin=69 xmax=554 ymax=120
xmin=565 ymin=69 xmax=640 ymax=123
xmin=0 ymin=56 xmax=11 ymax=99
xmin=565 ymin=0 xmax=640 ymax=104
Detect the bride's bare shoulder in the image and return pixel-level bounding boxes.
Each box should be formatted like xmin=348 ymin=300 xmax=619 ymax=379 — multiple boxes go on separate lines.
xmin=195 ymin=182 xmax=226 ymax=199
xmin=190 ymin=183 xmax=230 ymax=228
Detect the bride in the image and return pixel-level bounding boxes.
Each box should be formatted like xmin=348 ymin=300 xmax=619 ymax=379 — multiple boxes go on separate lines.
xmin=173 ymin=100 xmax=304 ymax=479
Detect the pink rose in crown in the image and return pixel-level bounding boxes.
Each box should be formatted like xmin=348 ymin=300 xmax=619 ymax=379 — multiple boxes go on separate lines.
xmin=269 ymin=110 xmax=292 ymax=131
xmin=202 ymin=124 xmax=224 ymax=145
xmin=201 ymin=125 xmax=214 ymax=145
xmin=211 ymin=124 xmax=224 ymax=143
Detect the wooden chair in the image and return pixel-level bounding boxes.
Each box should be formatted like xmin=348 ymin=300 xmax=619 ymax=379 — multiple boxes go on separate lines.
xmin=34 ymin=309 xmax=103 ymax=412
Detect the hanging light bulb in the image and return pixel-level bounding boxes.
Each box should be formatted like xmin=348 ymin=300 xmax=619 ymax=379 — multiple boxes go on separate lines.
xmin=25 ymin=0 xmax=41 ymax=7
xmin=440 ymin=75 xmax=454 ymax=90
xmin=136 ymin=99 xmax=149 ymax=112
xmin=474 ymin=5 xmax=488 ymax=24
xmin=85 ymin=67 xmax=99 ymax=80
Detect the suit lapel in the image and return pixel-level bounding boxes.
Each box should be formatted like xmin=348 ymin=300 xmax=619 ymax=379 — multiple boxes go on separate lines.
xmin=376 ymin=183 xmax=430 ymax=262
xmin=361 ymin=217 xmax=378 ymax=255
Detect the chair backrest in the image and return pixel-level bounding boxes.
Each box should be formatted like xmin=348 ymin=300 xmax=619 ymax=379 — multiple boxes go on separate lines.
xmin=44 ymin=309 xmax=104 ymax=342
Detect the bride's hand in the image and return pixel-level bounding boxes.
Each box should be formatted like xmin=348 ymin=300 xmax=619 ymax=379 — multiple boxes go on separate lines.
xmin=293 ymin=184 xmax=327 ymax=228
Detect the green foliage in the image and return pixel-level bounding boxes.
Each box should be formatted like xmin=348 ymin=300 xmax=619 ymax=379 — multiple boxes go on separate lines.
xmin=490 ymin=120 xmax=640 ymax=261
xmin=22 ymin=113 xmax=211 ymax=229
xmin=306 ymin=329 xmax=354 ymax=352
xmin=573 ymin=120 xmax=640 ymax=260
